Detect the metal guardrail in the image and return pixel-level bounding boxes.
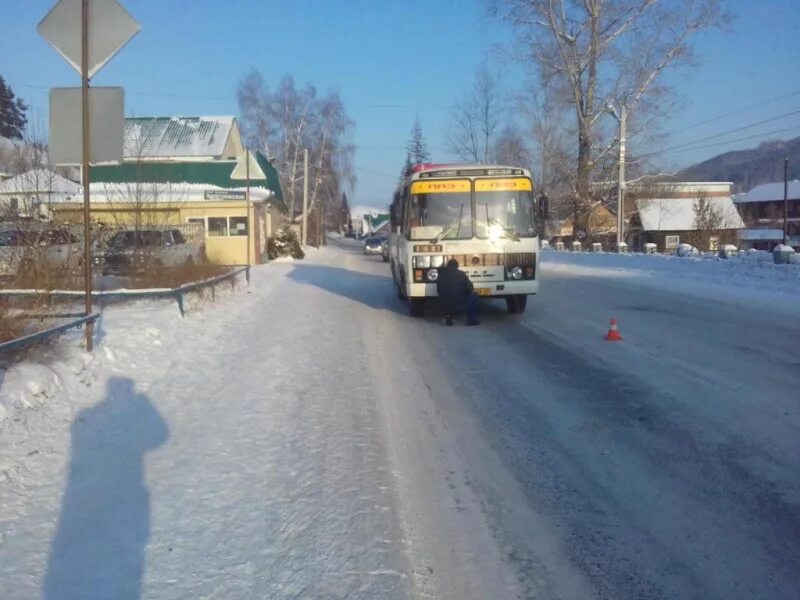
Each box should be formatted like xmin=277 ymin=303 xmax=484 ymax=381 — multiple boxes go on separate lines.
xmin=0 ymin=313 xmax=99 ymax=354
xmin=0 ymin=266 xmax=250 ymax=318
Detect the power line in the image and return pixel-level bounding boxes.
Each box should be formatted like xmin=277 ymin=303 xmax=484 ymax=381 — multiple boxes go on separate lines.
xmin=638 ymin=109 xmax=800 ymax=158
xmin=354 ymin=166 xmax=398 ymax=179
xmin=663 ymin=89 xmax=800 ymax=136
xmin=19 ymin=83 xmax=449 ymax=110
xmin=655 ymin=124 xmax=800 ymax=155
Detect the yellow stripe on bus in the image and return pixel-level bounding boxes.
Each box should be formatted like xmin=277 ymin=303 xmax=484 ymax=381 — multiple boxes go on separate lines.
xmin=474 ymin=178 xmax=532 ymax=192
xmin=410 ymin=180 xmax=471 ymax=194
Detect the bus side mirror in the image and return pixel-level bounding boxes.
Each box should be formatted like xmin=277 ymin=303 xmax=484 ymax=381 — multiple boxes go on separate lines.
xmin=538 ymin=194 xmax=550 ymax=221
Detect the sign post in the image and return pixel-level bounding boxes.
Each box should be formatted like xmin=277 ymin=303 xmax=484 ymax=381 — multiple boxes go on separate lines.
xmin=38 ymin=0 xmax=139 ymax=350
xmin=80 ymin=0 xmax=91 ymax=350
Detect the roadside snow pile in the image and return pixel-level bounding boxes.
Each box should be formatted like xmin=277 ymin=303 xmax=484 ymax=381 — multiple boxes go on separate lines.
xmin=542 ymin=250 xmax=800 ymax=310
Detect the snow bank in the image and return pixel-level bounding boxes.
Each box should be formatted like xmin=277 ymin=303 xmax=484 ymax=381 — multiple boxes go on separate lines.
xmin=542 ymin=249 xmax=800 ymax=313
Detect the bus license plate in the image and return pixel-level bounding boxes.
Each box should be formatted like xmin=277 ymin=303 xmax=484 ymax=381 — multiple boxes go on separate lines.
xmin=476 ymin=288 xmax=492 ymax=297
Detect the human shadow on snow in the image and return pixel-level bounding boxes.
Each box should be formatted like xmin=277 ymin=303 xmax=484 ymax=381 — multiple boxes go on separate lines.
xmin=43 ymin=377 xmax=168 ymax=600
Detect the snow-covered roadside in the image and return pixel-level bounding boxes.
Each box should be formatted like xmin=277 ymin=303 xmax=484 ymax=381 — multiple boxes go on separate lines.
xmin=542 ymin=250 xmax=800 ymax=315
xmin=0 ymin=253 xmax=411 ymax=599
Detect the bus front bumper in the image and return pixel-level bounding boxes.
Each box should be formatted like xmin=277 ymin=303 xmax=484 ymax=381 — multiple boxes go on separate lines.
xmin=408 ymin=280 xmax=539 ymax=298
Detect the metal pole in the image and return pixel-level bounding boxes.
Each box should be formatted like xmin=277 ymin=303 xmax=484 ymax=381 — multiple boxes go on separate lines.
xmin=246 ymin=148 xmax=251 ymax=266
xmin=302 ymin=148 xmax=308 ymax=246
xmin=783 ymin=156 xmax=789 ymax=245
xmin=81 ymin=0 xmax=93 ymax=351
xmin=315 ymin=193 xmax=321 ymax=247
xmin=616 ymin=106 xmax=626 ymax=251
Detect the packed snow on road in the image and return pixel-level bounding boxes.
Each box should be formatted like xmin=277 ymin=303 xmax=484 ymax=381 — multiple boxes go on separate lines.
xmin=1 ymin=240 xmax=799 ymax=599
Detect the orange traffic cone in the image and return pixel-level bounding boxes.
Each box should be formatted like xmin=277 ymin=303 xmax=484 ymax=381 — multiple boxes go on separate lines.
xmin=604 ymin=318 xmax=622 ymax=341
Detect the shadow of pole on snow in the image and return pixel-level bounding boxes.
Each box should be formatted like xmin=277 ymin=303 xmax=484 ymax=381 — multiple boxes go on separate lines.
xmin=43 ymin=377 xmax=169 ymax=600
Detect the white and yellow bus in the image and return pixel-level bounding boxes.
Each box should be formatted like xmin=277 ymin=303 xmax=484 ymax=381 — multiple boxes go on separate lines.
xmin=389 ymin=163 xmax=549 ymax=316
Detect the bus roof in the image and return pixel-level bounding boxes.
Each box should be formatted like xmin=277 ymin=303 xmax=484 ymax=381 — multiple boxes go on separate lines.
xmin=407 ymin=163 xmax=532 ymax=180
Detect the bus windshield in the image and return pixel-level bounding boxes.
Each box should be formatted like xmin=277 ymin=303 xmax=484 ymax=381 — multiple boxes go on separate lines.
xmin=408 ymin=192 xmax=473 ymax=240
xmin=475 ymin=190 xmax=537 ymax=239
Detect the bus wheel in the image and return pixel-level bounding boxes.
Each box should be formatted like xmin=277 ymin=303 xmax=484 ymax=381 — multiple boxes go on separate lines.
xmin=396 ymin=281 xmax=406 ymax=300
xmin=506 ymin=294 xmax=527 ymax=314
xmin=409 ymin=298 xmax=425 ymax=317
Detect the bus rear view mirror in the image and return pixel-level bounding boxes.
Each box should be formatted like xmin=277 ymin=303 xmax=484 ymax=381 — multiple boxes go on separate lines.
xmin=538 ymin=194 xmax=550 ymax=221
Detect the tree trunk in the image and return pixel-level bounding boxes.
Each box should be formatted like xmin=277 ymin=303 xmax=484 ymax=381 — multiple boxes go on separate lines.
xmin=575 ymin=121 xmax=593 ymax=232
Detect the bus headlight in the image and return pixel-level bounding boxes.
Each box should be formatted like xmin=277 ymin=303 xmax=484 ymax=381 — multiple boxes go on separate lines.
xmin=413 ymin=255 xmax=431 ymax=268
xmin=427 ymin=268 xmax=439 ymax=282
xmin=509 ymin=266 xmax=523 ymax=280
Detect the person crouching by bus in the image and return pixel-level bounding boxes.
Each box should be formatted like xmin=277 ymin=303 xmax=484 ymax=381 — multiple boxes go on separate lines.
xmin=437 ymin=259 xmax=480 ymax=327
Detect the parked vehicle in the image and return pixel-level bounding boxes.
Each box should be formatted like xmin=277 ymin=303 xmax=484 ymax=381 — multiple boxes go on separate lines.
xmin=0 ymin=227 xmax=83 ymax=278
xmin=363 ymin=236 xmax=385 ymax=255
xmin=99 ymin=228 xmax=205 ymax=275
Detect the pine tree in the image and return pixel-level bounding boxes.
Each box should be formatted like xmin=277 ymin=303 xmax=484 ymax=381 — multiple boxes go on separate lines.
xmin=0 ymin=77 xmax=28 ymax=140
xmin=399 ymin=151 xmax=413 ymax=181
xmin=407 ymin=117 xmax=430 ymax=164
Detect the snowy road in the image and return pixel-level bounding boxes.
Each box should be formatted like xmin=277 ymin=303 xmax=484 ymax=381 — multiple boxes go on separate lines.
xmin=1 ymin=240 xmax=799 ymax=599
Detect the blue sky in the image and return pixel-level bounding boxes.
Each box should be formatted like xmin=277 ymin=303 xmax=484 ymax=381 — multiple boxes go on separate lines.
xmin=2 ymin=0 xmax=799 ymax=209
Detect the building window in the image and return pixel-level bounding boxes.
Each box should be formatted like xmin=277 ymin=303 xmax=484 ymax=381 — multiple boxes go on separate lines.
xmin=665 ymin=235 xmax=680 ymax=251
xmin=189 ymin=216 xmax=248 ymax=238
xmin=208 ymin=217 xmax=228 ymax=237
xmin=229 ymin=216 xmax=248 ymax=236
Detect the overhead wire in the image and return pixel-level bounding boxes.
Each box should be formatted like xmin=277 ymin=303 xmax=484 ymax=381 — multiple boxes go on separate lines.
xmin=637 ymin=109 xmax=800 ymax=158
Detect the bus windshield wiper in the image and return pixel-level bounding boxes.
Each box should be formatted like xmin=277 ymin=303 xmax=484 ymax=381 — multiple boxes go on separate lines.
xmin=431 ymin=204 xmax=465 ymax=243
xmin=484 ymin=203 xmax=520 ymax=241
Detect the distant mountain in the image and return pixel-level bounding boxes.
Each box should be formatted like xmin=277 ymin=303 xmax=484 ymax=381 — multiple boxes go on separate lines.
xmin=678 ymin=136 xmax=800 ymax=192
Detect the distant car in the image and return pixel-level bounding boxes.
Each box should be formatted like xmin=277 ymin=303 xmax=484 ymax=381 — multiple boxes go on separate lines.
xmin=0 ymin=227 xmax=83 ymax=278
xmin=363 ymin=236 xmax=384 ymax=256
xmin=381 ymin=238 xmax=390 ymax=263
xmin=100 ymin=228 xmax=204 ymax=274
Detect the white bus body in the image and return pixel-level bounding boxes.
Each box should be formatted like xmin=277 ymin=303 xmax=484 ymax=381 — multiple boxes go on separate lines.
xmin=389 ymin=164 xmax=549 ymax=316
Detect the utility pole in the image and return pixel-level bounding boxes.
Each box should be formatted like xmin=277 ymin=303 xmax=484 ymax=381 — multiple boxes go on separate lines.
xmin=302 ymin=148 xmax=308 ymax=246
xmin=616 ymin=105 xmax=627 ymax=251
xmin=246 ymin=148 xmax=251 ymax=267
xmin=81 ymin=0 xmax=93 ymax=351
xmin=315 ymin=195 xmax=321 ymax=247
xmin=783 ymin=156 xmax=789 ymax=245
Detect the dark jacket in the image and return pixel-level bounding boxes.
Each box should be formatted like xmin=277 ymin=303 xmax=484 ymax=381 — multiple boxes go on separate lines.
xmin=436 ymin=260 xmax=474 ymax=313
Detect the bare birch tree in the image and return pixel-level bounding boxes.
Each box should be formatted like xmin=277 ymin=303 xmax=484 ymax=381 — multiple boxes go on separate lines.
xmin=493 ymin=126 xmax=531 ymax=168
xmin=488 ymin=0 xmax=730 ymax=207
xmin=446 ymin=66 xmax=504 ymax=163
xmin=237 ymin=71 xmax=355 ymax=226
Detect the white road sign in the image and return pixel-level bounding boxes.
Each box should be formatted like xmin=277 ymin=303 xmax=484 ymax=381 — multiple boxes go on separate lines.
xmin=49 ymin=87 xmax=124 ymax=165
xmin=38 ymin=0 xmax=140 ymax=79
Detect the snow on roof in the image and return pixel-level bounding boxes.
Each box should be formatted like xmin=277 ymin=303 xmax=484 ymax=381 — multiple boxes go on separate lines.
xmin=124 ymin=116 xmax=234 ymax=159
xmin=0 ymin=135 xmax=20 ymax=153
xmin=82 ymin=181 xmax=272 ymax=203
xmin=350 ymin=205 xmax=388 ymax=218
xmin=636 ymin=196 xmax=744 ymax=231
xmin=739 ymin=229 xmax=785 ymax=241
xmin=0 ymin=169 xmax=82 ymax=195
xmin=736 ymin=180 xmax=800 ymax=203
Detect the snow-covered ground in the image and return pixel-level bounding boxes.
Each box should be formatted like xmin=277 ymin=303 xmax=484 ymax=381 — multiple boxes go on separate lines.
xmin=544 ymin=248 xmax=800 ymax=314
xmin=1 ymin=241 xmax=799 ymax=599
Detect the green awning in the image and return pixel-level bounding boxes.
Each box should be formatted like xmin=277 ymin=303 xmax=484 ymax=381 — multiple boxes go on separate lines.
xmin=91 ymin=154 xmax=286 ymax=212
